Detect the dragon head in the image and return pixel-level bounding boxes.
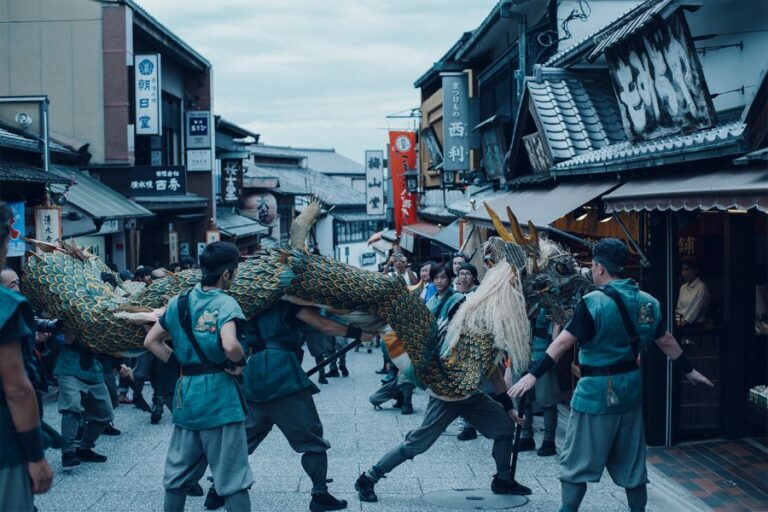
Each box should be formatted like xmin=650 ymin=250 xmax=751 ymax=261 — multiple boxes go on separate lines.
xmin=483 ymin=203 xmax=591 ymax=326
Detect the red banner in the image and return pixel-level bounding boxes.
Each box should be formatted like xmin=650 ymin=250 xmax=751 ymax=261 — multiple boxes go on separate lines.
xmin=389 ymin=131 xmax=417 ymax=235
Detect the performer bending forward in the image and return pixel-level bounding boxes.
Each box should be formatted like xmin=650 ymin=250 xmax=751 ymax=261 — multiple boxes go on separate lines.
xmin=144 ymin=242 xmax=253 ymax=512
xmin=206 ymin=299 xmax=373 ymax=512
xmin=355 ymin=264 xmax=531 ymax=503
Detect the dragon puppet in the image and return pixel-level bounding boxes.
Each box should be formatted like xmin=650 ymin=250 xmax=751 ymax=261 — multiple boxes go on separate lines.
xmin=21 ymin=202 xmax=591 ymax=399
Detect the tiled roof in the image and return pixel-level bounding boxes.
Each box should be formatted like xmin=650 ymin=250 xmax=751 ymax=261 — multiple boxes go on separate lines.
xmin=528 ymin=73 xmax=626 ymax=162
xmin=543 ymin=0 xmax=654 ymax=67
xmin=216 ymin=208 xmax=268 ymax=239
xmin=295 ymin=148 xmax=364 ymax=176
xmin=506 ymin=173 xmax=554 ymax=189
xmin=555 ymin=122 xmax=747 ymax=174
xmin=49 ymin=166 xmax=152 ymax=219
xmin=0 ymin=125 xmax=76 ymax=154
xmin=0 ymin=161 xmax=71 ymax=184
xmin=587 ymin=0 xmax=676 ymax=61
xmin=244 ymin=163 xmax=365 ymax=207
xmin=249 ymin=144 xmax=304 ymax=159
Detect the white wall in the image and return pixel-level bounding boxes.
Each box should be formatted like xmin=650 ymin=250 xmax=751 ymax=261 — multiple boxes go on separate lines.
xmin=686 ymin=1 xmax=768 ymax=114
xmin=315 ymin=215 xmax=334 ymax=258
xmin=335 ymin=240 xmax=377 ymax=270
xmin=0 ymin=0 xmax=105 ymax=161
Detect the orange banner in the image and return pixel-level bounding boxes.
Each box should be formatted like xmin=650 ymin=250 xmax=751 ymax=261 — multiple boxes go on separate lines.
xmin=388 ymin=131 xmax=417 ymax=235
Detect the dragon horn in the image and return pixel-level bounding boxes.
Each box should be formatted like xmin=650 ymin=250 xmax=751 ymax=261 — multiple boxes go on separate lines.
xmin=483 ymin=202 xmax=514 ymax=242
xmin=506 ymin=207 xmax=538 ymax=246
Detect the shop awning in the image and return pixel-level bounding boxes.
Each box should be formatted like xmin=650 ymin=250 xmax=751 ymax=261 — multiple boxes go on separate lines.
xmin=49 ymin=166 xmax=153 ymax=220
xmin=133 ymin=193 xmax=209 ymax=212
xmin=0 ymin=162 xmax=70 ymax=184
xmin=431 ymin=220 xmax=462 ymax=251
xmin=371 ymin=239 xmax=393 ymax=255
xmin=466 ymin=180 xmax=618 ymax=227
xmin=217 ymin=209 xmax=269 ymax=239
xmin=402 ymin=222 xmax=442 ymax=239
xmin=604 ymin=169 xmax=768 ymax=213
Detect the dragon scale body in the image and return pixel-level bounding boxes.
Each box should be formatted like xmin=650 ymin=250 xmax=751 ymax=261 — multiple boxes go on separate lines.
xmin=23 ymin=246 xmax=498 ymax=398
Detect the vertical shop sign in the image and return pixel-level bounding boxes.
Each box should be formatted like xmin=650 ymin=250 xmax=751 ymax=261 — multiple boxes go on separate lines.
xmin=134 ymin=54 xmax=161 ymax=135
xmin=388 ymin=131 xmax=417 ymax=235
xmin=440 ymin=72 xmax=470 ymax=172
xmin=168 ymin=230 xmax=179 ymax=264
xmin=606 ymin=11 xmax=715 ymax=142
xmin=364 ymin=150 xmax=385 ymax=216
xmin=221 ymin=159 xmax=243 ymax=204
xmin=34 ymin=206 xmax=62 ymax=245
xmin=6 ymin=202 xmax=25 ymax=258
xmin=185 ymin=111 xmax=211 ymax=148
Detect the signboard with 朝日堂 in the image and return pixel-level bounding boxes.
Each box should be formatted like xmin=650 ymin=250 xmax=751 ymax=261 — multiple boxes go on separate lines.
xmin=440 ymin=72 xmax=470 ymax=172
xmin=364 ymin=150 xmax=385 ymax=216
xmin=97 ymin=166 xmax=186 ymax=197
xmin=134 ymin=54 xmax=161 ymax=135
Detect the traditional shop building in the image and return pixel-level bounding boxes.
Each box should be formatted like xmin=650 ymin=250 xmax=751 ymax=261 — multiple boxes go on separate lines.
xmin=241 ymin=144 xmax=384 ymax=268
xmin=0 ymin=0 xmax=216 ymax=269
xmin=451 ymin=0 xmax=768 ymax=447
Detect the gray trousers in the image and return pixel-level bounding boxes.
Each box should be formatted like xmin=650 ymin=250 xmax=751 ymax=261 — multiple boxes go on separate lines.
xmin=58 ymin=375 xmax=114 ymax=452
xmin=246 ymin=390 xmax=331 ymax=493
xmin=560 ymin=406 xmax=648 ymax=489
xmin=164 ymin=422 xmax=253 ymax=497
xmin=369 ymin=377 xmax=414 ymax=407
xmin=325 ymin=336 xmax=347 ymax=371
xmin=0 ymin=464 xmax=33 ymax=512
xmin=522 ymin=368 xmax=560 ymax=441
xmin=369 ymin=394 xmax=516 ymax=481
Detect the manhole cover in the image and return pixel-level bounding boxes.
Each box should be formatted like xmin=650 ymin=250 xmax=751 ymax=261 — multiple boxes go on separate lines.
xmin=421 ymin=489 xmax=529 ymax=509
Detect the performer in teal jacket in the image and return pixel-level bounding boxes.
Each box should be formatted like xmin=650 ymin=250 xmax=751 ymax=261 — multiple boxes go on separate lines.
xmin=509 ymin=238 xmax=714 ymax=512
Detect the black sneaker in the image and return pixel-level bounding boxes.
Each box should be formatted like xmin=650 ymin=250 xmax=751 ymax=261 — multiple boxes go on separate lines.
xmin=339 ymin=365 xmax=349 ymax=377
xmin=354 ymin=474 xmax=378 ymax=503
xmin=518 ymin=437 xmax=535 ymax=452
xmin=187 ymin=483 xmax=204 ymax=497
xmin=537 ymin=440 xmax=556 ymax=457
xmin=103 ymin=424 xmax=121 ymax=436
xmin=457 ymin=427 xmax=477 ymax=441
xmin=75 ymin=448 xmax=107 ymax=463
xmin=204 ymin=485 xmax=225 ymax=510
xmin=62 ymin=451 xmax=81 ymax=468
xmin=318 ymin=375 xmax=329 ymax=385
xmin=400 ymin=403 xmax=413 ymax=415
xmin=491 ymin=476 xmax=532 ymax=495
xmin=326 ymin=369 xmax=340 ymax=378
xmin=150 ymin=403 xmax=163 ymax=424
xmin=374 ymin=367 xmax=388 ymax=375
xmin=309 ymin=491 xmax=348 ymax=511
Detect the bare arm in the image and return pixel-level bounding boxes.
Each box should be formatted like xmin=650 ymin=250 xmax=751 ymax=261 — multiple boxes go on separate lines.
xmin=654 ymin=331 xmax=682 ymax=359
xmin=295 ymin=308 xmax=373 ymax=341
xmin=220 ymin=320 xmax=245 ymax=362
xmin=508 ymin=329 xmax=577 ymax=398
xmin=655 ymin=330 xmax=713 ymax=386
xmin=545 ymin=329 xmax=578 ymax=362
xmin=0 ymin=339 xmax=53 ymax=494
xmin=0 ymin=339 xmax=40 ymax=432
xmin=143 ymin=322 xmax=173 ymax=363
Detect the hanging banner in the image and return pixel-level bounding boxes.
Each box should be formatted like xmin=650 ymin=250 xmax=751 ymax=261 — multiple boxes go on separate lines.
xmin=221 ymin=159 xmax=243 ymax=204
xmin=168 ymin=230 xmax=179 ymax=264
xmin=134 ymin=54 xmax=161 ymax=135
xmin=34 ymin=206 xmax=62 ymax=245
xmin=365 ymin=150 xmax=385 ymax=216
xmin=6 ymin=202 xmax=25 ymax=258
xmin=388 ymin=131 xmax=417 ymax=235
xmin=441 ymin=72 xmax=470 ymax=172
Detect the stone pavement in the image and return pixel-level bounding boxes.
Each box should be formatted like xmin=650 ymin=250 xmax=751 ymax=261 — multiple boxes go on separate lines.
xmin=37 ymin=348 xmax=710 ymax=511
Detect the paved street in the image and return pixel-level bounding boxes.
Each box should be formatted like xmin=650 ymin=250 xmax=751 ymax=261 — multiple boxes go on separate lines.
xmin=38 ymin=348 xmax=708 ymax=512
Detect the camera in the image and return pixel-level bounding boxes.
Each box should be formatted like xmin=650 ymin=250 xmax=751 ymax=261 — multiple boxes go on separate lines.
xmin=34 ymin=318 xmax=64 ymax=334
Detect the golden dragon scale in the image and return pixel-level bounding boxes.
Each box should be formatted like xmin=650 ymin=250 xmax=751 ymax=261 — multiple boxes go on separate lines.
xmin=23 ymin=246 xmax=496 ymax=398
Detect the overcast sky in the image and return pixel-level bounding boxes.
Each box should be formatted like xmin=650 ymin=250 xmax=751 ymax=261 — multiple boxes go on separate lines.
xmin=139 ymin=0 xmax=498 ymax=164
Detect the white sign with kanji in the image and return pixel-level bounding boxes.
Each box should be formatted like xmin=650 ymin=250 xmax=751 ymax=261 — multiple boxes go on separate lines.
xmin=134 ymin=54 xmax=161 ymax=135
